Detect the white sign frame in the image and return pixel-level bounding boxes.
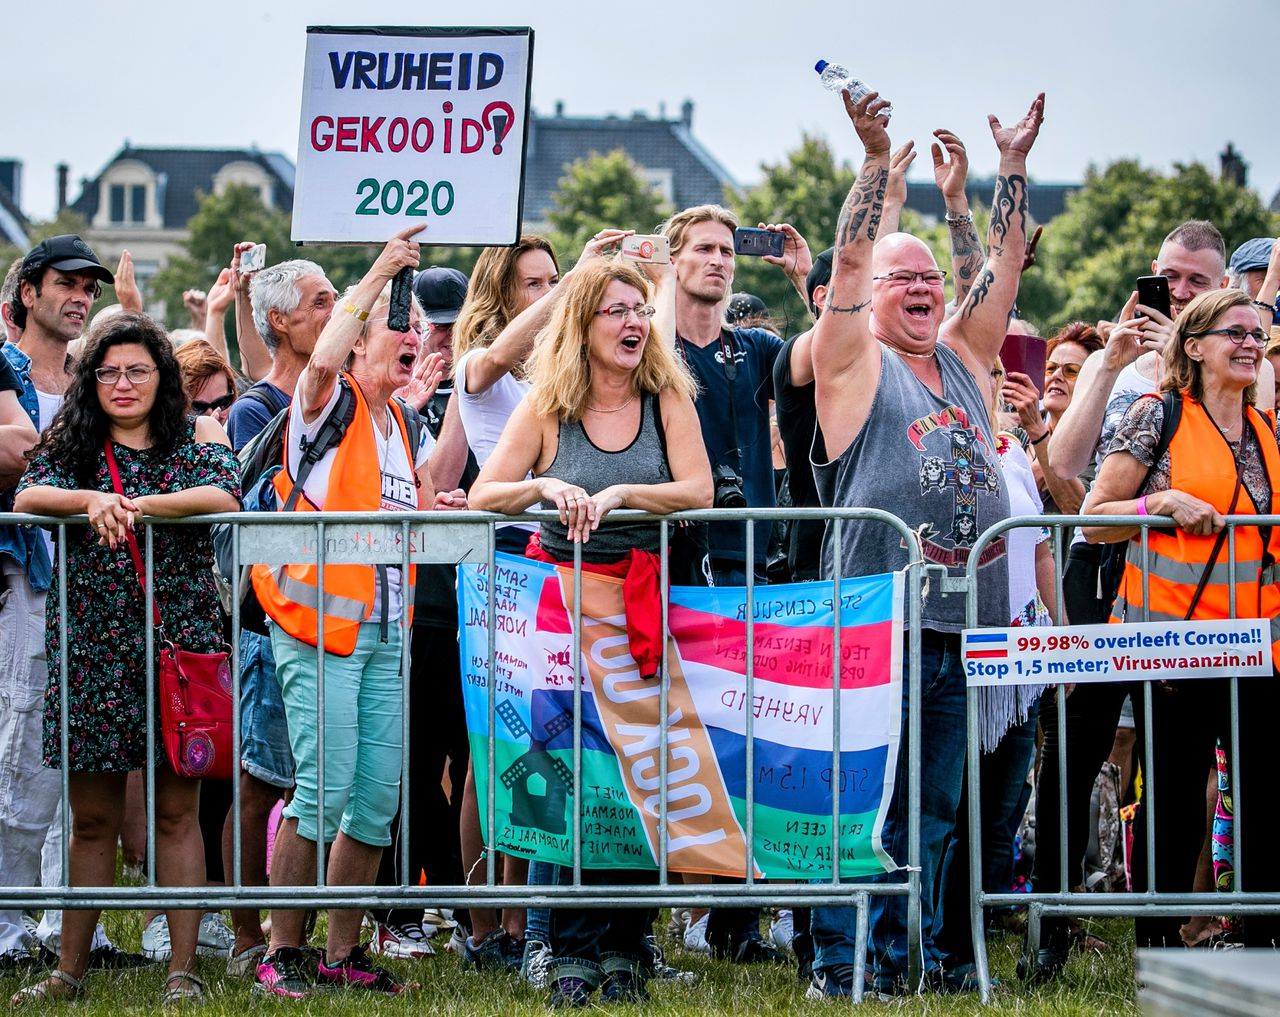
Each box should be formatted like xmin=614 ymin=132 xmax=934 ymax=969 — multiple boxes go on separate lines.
xmin=292 ymin=25 xmax=534 ymax=246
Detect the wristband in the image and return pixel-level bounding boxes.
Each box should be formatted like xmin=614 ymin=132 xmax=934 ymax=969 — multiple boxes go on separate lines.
xmin=1029 ymin=430 xmax=1050 ymax=447
xmin=1253 ymin=299 xmax=1277 ymax=313
xmin=343 ymin=300 xmax=369 ymax=322
xmin=944 ymin=210 xmax=974 ymax=227
xmin=1136 ymin=495 xmax=1148 ymax=516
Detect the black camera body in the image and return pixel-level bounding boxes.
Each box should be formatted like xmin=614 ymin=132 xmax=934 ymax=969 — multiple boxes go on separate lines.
xmin=712 ymin=464 xmax=746 ymax=509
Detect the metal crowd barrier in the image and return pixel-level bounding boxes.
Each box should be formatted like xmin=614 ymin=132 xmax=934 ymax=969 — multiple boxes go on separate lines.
xmin=963 ymin=513 xmax=1280 ymax=1003
xmin=0 ymin=507 xmax=925 ymax=1000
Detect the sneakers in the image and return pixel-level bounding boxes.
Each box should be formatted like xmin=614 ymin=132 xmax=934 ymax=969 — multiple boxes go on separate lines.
xmin=769 ymin=908 xmax=795 ymax=953
xmin=600 ymin=970 xmax=647 ymax=1003
xmin=682 ymin=912 xmax=711 ymax=954
xmin=317 ymin=945 xmax=416 ymax=994
xmin=198 ymin=912 xmax=235 ymax=958
xmin=0 ymin=950 xmax=44 ymax=976
xmin=504 ymin=935 xmax=526 ymax=971
xmin=444 ymin=926 xmax=468 ymax=957
xmin=421 ymin=908 xmax=457 ymax=937
xmin=549 ymin=975 xmax=593 ymax=1008
xmin=461 ymin=928 xmax=514 ymax=972
xmin=254 ymin=946 xmax=319 ymax=999
xmin=646 ymin=935 xmax=698 ymax=984
xmin=725 ymin=931 xmax=787 ymax=965
xmin=227 ymin=943 xmax=268 ymax=978
xmin=805 ymin=964 xmax=857 ymax=999
xmin=368 ymin=921 xmax=436 ymax=960
xmin=520 ymin=939 xmax=553 ymax=989
xmin=141 ymin=914 xmax=173 ymax=962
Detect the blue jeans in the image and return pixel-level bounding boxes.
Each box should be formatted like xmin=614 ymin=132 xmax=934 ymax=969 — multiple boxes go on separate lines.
xmin=525 ymin=861 xmax=567 ymax=944
xmin=238 ymin=629 xmax=294 ymax=788
xmin=811 ymin=630 xmax=967 ymax=980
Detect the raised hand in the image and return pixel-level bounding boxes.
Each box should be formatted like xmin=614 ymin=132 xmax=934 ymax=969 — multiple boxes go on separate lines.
xmin=580 ymin=228 xmax=634 ymax=263
xmin=114 ymin=250 xmax=143 ymax=313
xmin=758 ymin=223 xmax=813 ymax=283
xmin=1002 ymin=372 xmax=1047 ymax=439
xmin=885 ymin=143 xmax=917 ymax=210
xmin=182 ymin=289 xmax=207 ymax=330
xmin=843 ymin=90 xmax=892 ymax=156
xmin=931 ymin=130 xmax=969 ymax=203
xmin=370 ymin=224 xmax=426 ymax=282
xmin=206 ymin=268 xmax=235 ymax=317
xmin=230 ymin=241 xmax=260 ymax=296
xmin=395 ymin=350 xmax=445 ymax=410
xmin=988 ymin=93 xmax=1046 ymax=159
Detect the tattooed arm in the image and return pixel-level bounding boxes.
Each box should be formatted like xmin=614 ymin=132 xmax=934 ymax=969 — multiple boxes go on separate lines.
xmin=810 ymin=90 xmax=892 ymax=462
xmin=878 ymin=142 xmax=916 ymax=240
xmin=930 ymin=130 xmax=984 ymax=304
xmin=942 ymin=94 xmax=1045 ymax=381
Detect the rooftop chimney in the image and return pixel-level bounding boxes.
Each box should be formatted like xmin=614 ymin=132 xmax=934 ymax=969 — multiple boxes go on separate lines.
xmin=1220 ymin=142 xmax=1247 ymax=187
xmin=554 ymin=100 xmax=564 ymax=118
xmin=56 ymin=163 xmax=69 ymax=213
xmin=0 ymin=160 xmax=21 ymax=208
xmin=681 ymin=99 xmax=694 ymax=127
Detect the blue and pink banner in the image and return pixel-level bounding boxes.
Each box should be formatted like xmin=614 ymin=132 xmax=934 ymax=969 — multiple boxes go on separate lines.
xmin=459 ymin=554 xmax=902 ymax=878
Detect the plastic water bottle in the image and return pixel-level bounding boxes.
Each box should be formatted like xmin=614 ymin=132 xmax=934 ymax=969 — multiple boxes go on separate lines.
xmin=814 ymin=60 xmax=892 ymax=119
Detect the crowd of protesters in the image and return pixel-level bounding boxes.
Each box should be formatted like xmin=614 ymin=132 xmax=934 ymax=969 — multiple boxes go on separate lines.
xmin=0 ymin=78 xmax=1279 ymax=1009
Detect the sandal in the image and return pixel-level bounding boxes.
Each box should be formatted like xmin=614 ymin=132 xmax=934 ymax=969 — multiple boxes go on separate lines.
xmin=10 ymin=969 xmax=85 ymax=1006
xmin=161 ymin=971 xmax=206 ymax=1007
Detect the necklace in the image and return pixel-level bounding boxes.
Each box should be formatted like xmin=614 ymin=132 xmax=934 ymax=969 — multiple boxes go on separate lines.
xmin=885 ymin=341 xmax=936 ymax=360
xmin=586 ymin=393 xmax=637 ymax=414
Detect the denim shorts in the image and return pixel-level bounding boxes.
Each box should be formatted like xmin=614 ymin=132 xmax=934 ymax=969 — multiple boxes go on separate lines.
xmin=239 ymin=629 xmax=295 ymax=789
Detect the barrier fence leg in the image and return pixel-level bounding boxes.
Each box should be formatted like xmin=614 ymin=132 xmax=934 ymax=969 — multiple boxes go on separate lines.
xmin=852 ymin=889 xmax=869 ymax=1004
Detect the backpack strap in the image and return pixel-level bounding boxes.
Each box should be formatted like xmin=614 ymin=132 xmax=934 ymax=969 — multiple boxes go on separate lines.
xmin=282 ymin=378 xmax=358 ymax=512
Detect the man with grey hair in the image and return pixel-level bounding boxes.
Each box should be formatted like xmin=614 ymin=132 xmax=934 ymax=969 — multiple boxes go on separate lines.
xmin=1228 ymin=237 xmax=1280 ymax=333
xmin=219 ymin=256 xmax=336 ymax=976
xmin=1 ymin=258 xmax=22 ymax=343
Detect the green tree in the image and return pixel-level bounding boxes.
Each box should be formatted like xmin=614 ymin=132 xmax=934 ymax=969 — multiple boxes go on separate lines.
xmin=1019 ymin=160 xmax=1280 ymax=328
xmin=731 ymin=135 xmax=857 ymax=335
xmin=545 ymin=149 xmax=671 ymax=265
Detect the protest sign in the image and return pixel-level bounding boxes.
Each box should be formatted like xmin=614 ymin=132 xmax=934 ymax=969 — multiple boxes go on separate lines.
xmin=458 ymin=554 xmax=903 ymax=879
xmin=292 ymin=26 xmax=533 ymax=245
xmin=962 ymin=619 xmax=1273 ymax=687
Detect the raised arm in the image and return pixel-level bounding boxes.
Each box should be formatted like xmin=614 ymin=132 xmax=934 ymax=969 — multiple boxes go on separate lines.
xmin=1256 ymin=238 xmax=1280 ymax=332
xmin=201 ymin=268 xmax=235 ymax=367
xmin=878 ymin=142 xmax=916 ymax=240
xmin=810 ymin=90 xmax=892 ymax=460
xmin=231 ymin=243 xmax=272 ymax=382
xmin=462 ymin=230 xmax=633 ymax=396
xmin=930 ymin=130 xmax=984 ymax=305
xmin=942 ymin=94 xmax=1044 ymax=374
xmin=299 ymin=226 xmax=424 ymax=423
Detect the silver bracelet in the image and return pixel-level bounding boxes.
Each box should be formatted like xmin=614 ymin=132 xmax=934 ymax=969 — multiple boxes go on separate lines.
xmin=944 ymin=210 xmax=974 ymax=227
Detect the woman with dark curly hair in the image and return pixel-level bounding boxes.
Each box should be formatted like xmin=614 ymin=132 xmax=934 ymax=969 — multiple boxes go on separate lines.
xmin=11 ymin=312 xmax=239 ymax=1006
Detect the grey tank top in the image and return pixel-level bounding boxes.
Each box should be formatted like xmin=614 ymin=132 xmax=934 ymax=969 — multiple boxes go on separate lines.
xmin=537 ymin=393 xmax=672 ymax=563
xmin=814 ymin=343 xmax=1011 ymax=631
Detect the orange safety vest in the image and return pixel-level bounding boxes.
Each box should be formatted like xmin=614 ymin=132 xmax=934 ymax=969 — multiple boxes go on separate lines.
xmin=1111 ymin=393 xmax=1280 ymax=667
xmin=252 ymin=374 xmax=417 ymax=656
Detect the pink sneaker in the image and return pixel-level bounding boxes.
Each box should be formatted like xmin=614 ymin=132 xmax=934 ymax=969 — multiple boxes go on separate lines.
xmin=316 ymin=945 xmax=416 ymax=994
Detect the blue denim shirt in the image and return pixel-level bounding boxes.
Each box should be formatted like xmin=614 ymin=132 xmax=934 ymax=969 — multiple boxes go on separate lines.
xmin=0 ymin=342 xmax=52 ymax=591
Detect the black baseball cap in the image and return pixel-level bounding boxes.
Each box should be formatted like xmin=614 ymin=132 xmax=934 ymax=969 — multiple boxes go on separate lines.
xmin=727 ymin=292 xmax=768 ymax=324
xmin=20 ymin=235 xmax=114 ymax=285
xmin=806 ymin=247 xmax=834 ymax=309
xmin=412 ymin=266 xmax=468 ymax=324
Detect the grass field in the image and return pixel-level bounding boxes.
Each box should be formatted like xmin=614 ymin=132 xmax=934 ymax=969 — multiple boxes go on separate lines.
xmin=1 ymin=910 xmax=1141 ymax=1015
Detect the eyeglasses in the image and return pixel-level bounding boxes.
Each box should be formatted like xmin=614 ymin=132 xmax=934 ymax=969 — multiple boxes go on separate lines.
xmin=95 ymin=366 xmax=157 ymax=386
xmin=872 ymin=270 xmax=948 ymax=287
xmin=191 ymin=393 xmax=235 ymax=415
xmin=1045 ymin=361 xmax=1082 ymax=381
xmin=1190 ymin=327 xmax=1269 ymax=347
xmin=595 ymin=303 xmax=656 ymax=320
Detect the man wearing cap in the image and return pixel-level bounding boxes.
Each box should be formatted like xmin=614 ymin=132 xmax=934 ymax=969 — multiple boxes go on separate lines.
xmin=1228 ymin=236 xmax=1280 ymax=340
xmin=362 ymin=265 xmax=474 ymax=959
xmin=0 ymin=237 xmax=144 ymax=972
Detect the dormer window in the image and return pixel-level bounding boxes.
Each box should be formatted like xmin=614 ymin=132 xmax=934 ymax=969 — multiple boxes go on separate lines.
xmin=213 ymin=161 xmax=274 ymax=209
xmin=109 ymin=183 xmax=147 ymax=224
xmin=94 ymin=160 xmax=157 ymax=230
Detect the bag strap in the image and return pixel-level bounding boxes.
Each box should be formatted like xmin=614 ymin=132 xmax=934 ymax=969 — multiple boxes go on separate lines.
xmin=104 ymin=440 xmax=163 ymax=633
xmin=282 ymin=379 xmax=357 ymax=512
xmin=1183 ymin=456 xmax=1243 ymax=620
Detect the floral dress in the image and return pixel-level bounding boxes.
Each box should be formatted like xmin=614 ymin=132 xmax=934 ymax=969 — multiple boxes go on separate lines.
xmin=16 ymin=422 xmax=239 ymax=772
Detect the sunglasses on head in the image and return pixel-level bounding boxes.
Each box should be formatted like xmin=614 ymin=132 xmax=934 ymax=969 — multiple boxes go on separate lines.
xmin=191 ymin=393 xmax=235 ymax=415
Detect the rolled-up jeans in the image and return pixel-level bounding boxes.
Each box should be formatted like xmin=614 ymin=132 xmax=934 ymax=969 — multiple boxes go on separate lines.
xmin=271 ymin=621 xmax=404 ymax=847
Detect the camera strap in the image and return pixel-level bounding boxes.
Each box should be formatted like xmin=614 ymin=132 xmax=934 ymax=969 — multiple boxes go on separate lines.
xmin=717 ymin=330 xmax=744 ymax=476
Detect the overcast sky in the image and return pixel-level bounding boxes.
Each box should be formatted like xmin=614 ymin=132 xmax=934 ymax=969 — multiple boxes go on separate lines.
xmin=8 ymin=0 xmax=1278 ymax=221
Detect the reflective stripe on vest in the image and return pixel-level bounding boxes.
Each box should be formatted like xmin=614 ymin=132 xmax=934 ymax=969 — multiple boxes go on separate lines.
xmin=251 ymin=374 xmax=418 ymax=656
xmin=1110 ymin=395 xmax=1280 ymax=668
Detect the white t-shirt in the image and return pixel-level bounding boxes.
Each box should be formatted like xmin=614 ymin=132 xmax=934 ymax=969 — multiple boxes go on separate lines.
xmin=454 ymin=349 xmax=538 ymax=531
xmin=288 ymin=373 xmax=429 ymax=621
xmin=998 ymin=435 xmax=1049 ymax=625
xmin=35 ymin=389 xmax=64 ymax=566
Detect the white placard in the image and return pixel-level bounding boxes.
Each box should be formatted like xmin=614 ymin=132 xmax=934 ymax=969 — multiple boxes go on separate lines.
xmin=292 ymin=26 xmax=533 ymax=245
xmin=962 ymin=620 xmax=1273 ymax=687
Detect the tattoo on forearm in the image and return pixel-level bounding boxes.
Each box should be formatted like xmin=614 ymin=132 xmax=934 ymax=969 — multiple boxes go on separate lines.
xmin=824 ymin=298 xmax=870 ymax=315
xmin=960 ymin=268 xmax=995 ymax=320
xmin=950 ymin=221 xmax=984 ymax=304
xmin=988 ymin=173 xmax=1028 ymax=251
xmin=835 ymin=164 xmax=890 ymax=251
